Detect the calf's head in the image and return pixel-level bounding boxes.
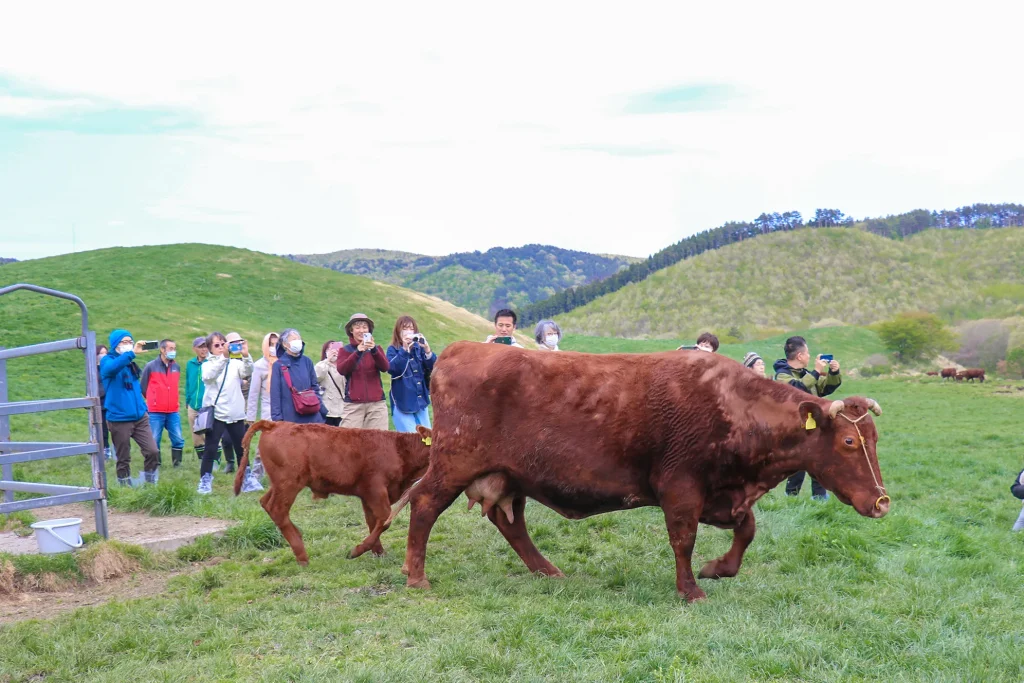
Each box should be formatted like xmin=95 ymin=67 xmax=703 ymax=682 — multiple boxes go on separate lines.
xmin=798 ymin=397 xmax=889 ymax=518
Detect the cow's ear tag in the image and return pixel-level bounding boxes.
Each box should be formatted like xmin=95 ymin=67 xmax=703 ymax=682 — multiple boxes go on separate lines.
xmin=422 ymin=437 xmax=432 ymax=446
xmin=804 ymin=414 xmax=817 ymax=430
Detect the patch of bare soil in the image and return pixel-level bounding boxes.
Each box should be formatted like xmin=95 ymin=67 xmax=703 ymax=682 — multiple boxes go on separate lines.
xmin=0 ymin=560 xmax=222 ymax=624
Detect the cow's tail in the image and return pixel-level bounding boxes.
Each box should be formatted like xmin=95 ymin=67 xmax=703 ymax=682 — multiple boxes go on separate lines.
xmin=384 ymin=477 xmax=424 ymax=528
xmin=234 ymin=420 xmax=276 ymax=496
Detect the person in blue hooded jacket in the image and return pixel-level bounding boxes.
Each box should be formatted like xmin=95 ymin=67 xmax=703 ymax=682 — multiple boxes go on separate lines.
xmin=270 ymin=328 xmax=326 ymax=424
xmin=386 ymin=315 xmax=436 ymax=432
xmin=100 ymin=329 xmax=162 ymax=486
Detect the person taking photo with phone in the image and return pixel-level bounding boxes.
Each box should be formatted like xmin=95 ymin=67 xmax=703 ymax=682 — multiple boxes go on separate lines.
xmin=196 ymin=331 xmax=253 ymax=495
xmin=336 ymin=313 xmax=390 ymax=430
xmin=140 ymin=339 xmax=185 ymax=468
xmin=271 ymin=328 xmax=326 ymax=425
xmin=100 ymin=329 xmax=161 ymax=486
xmin=485 ymin=309 xmax=523 ymax=347
xmin=315 ymin=340 xmax=347 ymax=426
xmin=773 ymin=335 xmax=842 ymax=500
xmin=386 ymin=316 xmax=436 ymax=432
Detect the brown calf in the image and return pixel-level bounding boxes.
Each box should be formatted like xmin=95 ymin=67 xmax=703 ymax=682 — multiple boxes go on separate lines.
xmin=962 ymin=368 xmax=985 ymax=382
xmin=235 ymin=421 xmax=431 ymax=565
xmin=940 ymin=367 xmax=958 ymax=379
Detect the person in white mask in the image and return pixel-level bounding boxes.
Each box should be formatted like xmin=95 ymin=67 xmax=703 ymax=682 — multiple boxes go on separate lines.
xmin=534 ymin=319 xmax=562 ymax=351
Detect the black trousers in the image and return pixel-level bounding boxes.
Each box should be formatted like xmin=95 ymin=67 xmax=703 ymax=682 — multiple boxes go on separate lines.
xmin=201 ymin=418 xmax=247 ymax=476
xmin=325 ymin=416 xmax=342 ymax=427
xmin=100 ymin=408 xmax=110 ymax=448
xmin=786 ymin=471 xmax=827 ymax=497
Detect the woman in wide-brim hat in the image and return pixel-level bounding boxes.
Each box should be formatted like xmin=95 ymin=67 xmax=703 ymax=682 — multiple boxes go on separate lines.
xmin=335 ymin=313 xmax=391 ymax=430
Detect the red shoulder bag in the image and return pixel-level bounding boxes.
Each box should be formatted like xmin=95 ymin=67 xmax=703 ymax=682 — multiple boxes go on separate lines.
xmin=281 ymin=365 xmax=321 ymax=416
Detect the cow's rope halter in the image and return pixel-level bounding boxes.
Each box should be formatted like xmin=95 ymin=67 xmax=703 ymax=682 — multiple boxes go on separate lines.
xmin=835 ymin=410 xmax=889 ymax=511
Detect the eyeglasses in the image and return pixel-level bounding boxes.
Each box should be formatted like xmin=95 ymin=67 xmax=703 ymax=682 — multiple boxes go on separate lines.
xmin=212 ymin=342 xmax=225 ymax=349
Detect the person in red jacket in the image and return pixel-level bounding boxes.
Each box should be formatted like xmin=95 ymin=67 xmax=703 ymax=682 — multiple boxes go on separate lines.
xmin=140 ymin=339 xmax=185 ymax=467
xmin=336 ymin=313 xmax=390 ymax=430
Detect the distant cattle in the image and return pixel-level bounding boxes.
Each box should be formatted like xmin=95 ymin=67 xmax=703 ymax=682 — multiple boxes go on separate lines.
xmin=962 ymin=368 xmax=986 ymax=382
xmin=940 ymin=368 xmax=958 ymax=379
xmin=955 ymin=372 xmax=966 ymax=381
xmin=392 ymin=342 xmax=889 ymax=602
xmin=925 ymin=371 xmax=939 ymax=376
xmin=236 ymin=421 xmax=431 ymax=564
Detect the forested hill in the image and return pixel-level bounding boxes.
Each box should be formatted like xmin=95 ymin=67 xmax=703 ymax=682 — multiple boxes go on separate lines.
xmin=520 ymin=203 xmax=1024 ymax=324
xmin=288 ymin=245 xmax=639 ymax=318
xmin=557 ymin=226 xmax=1024 ymax=339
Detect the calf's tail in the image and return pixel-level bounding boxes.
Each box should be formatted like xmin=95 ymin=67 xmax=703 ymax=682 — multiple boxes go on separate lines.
xmin=384 ymin=477 xmax=424 ymax=527
xmin=234 ymin=420 xmax=276 ymax=495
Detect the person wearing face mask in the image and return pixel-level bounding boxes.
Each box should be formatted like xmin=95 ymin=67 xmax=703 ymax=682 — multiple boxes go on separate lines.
xmin=196 ymin=331 xmax=254 ymax=494
xmin=315 ymin=340 xmax=347 ymax=426
xmin=386 ymin=316 xmax=436 ymax=432
xmin=139 ymin=339 xmax=185 ymax=468
xmin=270 ymin=328 xmax=327 ymax=424
xmin=100 ymin=329 xmax=162 ymax=486
xmin=533 ymin=319 xmax=562 ymax=351
xmin=96 ymin=345 xmax=113 ymax=460
xmin=246 ymin=332 xmax=279 ymax=425
xmin=336 ymin=313 xmax=390 ymax=430
xmin=185 ymin=337 xmax=211 ymax=464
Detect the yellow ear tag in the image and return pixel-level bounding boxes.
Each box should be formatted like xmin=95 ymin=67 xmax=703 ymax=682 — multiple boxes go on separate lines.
xmin=805 ymin=414 xmax=817 ymax=431
xmin=422 ymin=437 xmax=432 ymax=446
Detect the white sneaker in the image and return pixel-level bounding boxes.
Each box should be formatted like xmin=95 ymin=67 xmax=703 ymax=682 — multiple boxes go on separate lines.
xmin=196 ymin=473 xmax=213 ymax=495
xmin=241 ymin=467 xmax=264 ymax=493
xmin=1013 ymin=505 xmax=1024 ymax=532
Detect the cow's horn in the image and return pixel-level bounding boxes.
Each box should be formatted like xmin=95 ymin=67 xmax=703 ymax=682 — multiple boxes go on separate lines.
xmin=828 ymin=400 xmax=845 ymax=418
xmin=867 ymin=399 xmax=883 ymax=416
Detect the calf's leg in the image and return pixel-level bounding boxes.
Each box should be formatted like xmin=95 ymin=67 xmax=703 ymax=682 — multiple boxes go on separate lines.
xmin=260 ymin=486 xmax=307 ymax=565
xmin=660 ymin=486 xmax=706 ymax=601
xmin=699 ymin=511 xmax=756 ymax=579
xmin=350 ymin=487 xmax=392 ymax=559
xmin=487 ymin=497 xmax=563 ymax=577
xmin=403 ymin=470 xmax=464 ymax=590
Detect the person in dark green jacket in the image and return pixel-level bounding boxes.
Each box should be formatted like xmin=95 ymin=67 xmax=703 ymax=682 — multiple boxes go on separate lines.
xmin=773 ymin=335 xmax=842 ymax=500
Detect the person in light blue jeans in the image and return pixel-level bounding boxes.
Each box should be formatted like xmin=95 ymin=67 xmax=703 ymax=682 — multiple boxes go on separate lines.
xmin=386 ymin=316 xmax=436 ymax=432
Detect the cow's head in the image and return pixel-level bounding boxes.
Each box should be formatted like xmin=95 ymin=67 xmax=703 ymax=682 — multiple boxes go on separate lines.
xmin=798 ymin=397 xmax=889 ymax=518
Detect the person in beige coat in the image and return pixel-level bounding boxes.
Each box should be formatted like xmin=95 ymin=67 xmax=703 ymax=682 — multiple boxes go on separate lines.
xmin=316 ymin=340 xmax=347 ymax=426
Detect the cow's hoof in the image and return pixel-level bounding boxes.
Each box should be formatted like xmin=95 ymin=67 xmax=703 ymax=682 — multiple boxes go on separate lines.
xmin=371 ymin=548 xmax=386 ymax=558
xmin=406 ymin=576 xmax=432 ymax=590
xmin=348 ymin=547 xmax=366 ymax=559
xmin=698 ymin=561 xmax=737 ymax=580
xmin=297 ymin=559 xmax=309 ymax=567
xmin=537 ymin=567 xmax=565 ymax=578
xmin=681 ymin=587 xmax=707 ymax=602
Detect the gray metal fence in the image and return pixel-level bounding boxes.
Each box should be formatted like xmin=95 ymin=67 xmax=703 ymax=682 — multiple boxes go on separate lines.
xmin=0 ymin=283 xmax=109 ymax=538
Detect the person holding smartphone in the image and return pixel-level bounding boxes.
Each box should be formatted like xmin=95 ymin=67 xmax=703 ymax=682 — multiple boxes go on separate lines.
xmin=315 ymin=340 xmax=347 ymax=426
xmin=336 ymin=313 xmax=390 ymax=430
xmin=484 ymin=309 xmax=524 ymax=347
xmin=772 ymin=335 xmax=842 ymax=500
xmin=100 ymin=329 xmax=161 ymax=486
xmin=196 ymin=331 xmax=253 ymax=495
xmin=386 ymin=316 xmax=436 ymax=432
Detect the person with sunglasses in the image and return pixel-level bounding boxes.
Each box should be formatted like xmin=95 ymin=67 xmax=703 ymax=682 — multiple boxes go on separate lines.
xmin=196 ymin=331 xmax=253 ymax=494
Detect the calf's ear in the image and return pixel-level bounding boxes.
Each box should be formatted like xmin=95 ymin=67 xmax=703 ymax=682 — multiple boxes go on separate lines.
xmin=415 ymin=425 xmax=432 ymax=439
xmin=798 ymin=401 xmax=827 ymax=431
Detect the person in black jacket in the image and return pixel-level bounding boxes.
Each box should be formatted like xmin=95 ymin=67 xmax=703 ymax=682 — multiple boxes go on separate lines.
xmin=1012 ymin=468 xmax=1024 ymax=531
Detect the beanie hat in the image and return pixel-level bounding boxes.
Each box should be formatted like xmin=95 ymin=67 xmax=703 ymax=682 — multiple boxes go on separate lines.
xmin=743 ymin=352 xmax=763 ymax=368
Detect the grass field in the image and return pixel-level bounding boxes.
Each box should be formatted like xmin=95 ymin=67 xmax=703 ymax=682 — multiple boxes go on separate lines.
xmin=3 ymin=372 xmax=1024 ymax=679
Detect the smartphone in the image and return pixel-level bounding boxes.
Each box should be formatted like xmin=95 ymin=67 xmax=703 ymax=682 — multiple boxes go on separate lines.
xmin=493 ymin=336 xmax=513 ymax=345
xmin=229 ymin=341 xmax=243 ymax=359
xmin=329 ymin=341 xmax=344 ymax=354
xmin=820 ymin=354 xmax=834 ymax=362
xmin=363 ymin=333 xmax=373 ymax=343
xmin=142 ymin=340 xmax=159 ymax=351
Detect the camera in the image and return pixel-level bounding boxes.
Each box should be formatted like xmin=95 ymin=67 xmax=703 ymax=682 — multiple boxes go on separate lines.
xmin=413 ymin=335 xmax=425 ymax=345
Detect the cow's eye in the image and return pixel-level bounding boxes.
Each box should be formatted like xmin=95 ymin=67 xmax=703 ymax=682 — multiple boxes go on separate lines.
xmin=844 ymin=437 xmax=855 ymax=446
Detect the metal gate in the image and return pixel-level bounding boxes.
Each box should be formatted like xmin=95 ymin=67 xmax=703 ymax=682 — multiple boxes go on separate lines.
xmin=0 ymin=283 xmax=109 ymax=538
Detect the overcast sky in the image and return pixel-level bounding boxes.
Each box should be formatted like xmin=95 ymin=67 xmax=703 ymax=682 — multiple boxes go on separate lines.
xmin=2 ymin=2 xmax=1022 ymax=261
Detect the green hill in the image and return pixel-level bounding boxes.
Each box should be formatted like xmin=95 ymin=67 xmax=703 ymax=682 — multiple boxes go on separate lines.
xmin=288 ymin=245 xmax=639 ymax=318
xmin=0 ymin=244 xmax=507 ymax=442
xmin=558 ymin=227 xmax=1024 ymax=339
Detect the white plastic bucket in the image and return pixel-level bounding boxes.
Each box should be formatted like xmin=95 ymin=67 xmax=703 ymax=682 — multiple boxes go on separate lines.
xmin=30 ymin=517 xmax=84 ymax=554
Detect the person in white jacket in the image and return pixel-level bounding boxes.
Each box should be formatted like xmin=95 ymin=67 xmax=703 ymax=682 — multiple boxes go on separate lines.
xmin=246 ymin=332 xmax=278 ymax=424
xmin=315 ymin=340 xmax=347 ymax=426
xmin=197 ymin=331 xmax=253 ymax=495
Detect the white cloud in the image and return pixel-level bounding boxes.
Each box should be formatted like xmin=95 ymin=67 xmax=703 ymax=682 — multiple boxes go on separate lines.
xmin=1 ymin=1 xmax=1023 ymax=260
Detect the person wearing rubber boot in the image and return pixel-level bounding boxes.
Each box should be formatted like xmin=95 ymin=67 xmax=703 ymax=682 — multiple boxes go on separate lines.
xmin=100 ymin=329 xmax=161 ymax=486
xmin=140 ymin=339 xmax=185 ymax=468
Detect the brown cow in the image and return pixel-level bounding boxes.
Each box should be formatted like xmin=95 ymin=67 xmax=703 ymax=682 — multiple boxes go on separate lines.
xmin=394 ymin=342 xmax=889 ymax=602
xmin=962 ymin=368 xmax=985 ymax=382
xmin=925 ymin=371 xmax=939 ymax=376
xmin=235 ymin=421 xmax=432 ymax=564
xmin=955 ymin=371 xmax=966 ymax=382
xmin=940 ymin=367 xmax=958 ymax=379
